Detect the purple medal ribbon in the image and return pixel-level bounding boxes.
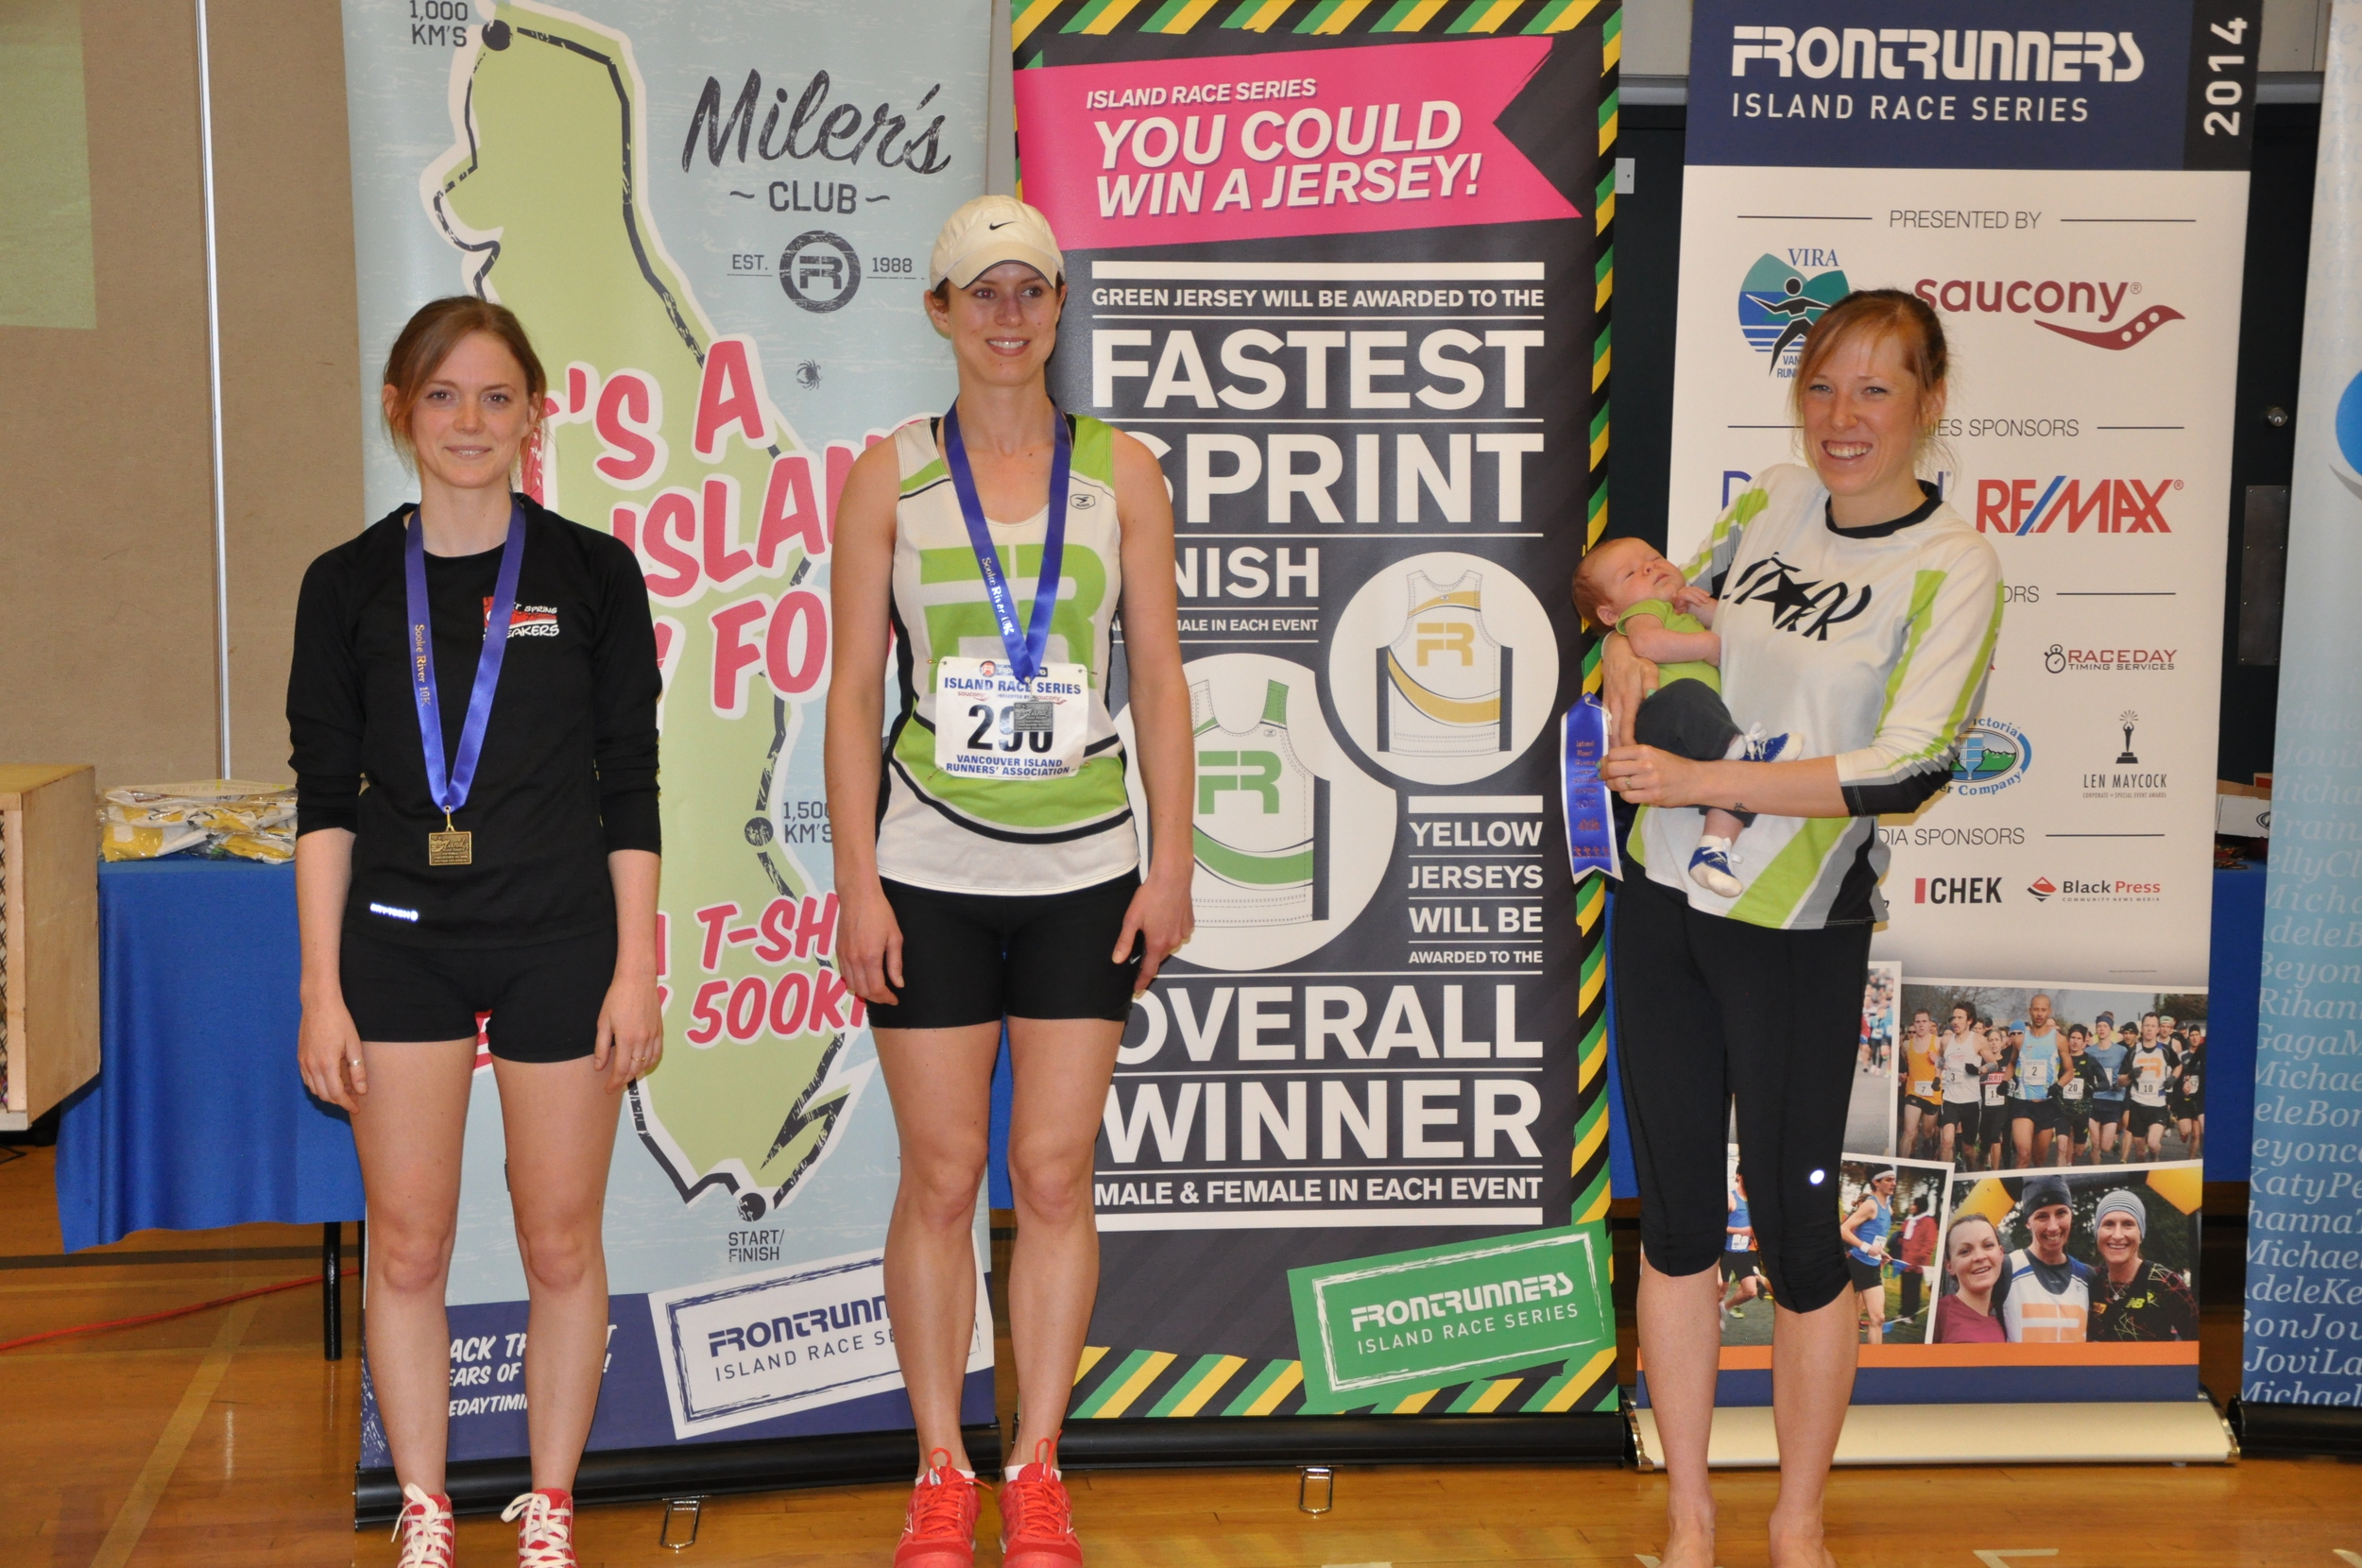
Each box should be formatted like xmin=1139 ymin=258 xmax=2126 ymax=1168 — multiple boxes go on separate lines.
xmin=405 ymin=503 xmax=526 ymax=832
xmin=942 ymin=401 xmax=1070 ymax=683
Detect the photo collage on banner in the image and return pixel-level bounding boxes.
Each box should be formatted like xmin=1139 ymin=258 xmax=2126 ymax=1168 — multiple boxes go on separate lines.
xmin=1013 ymin=0 xmax=1620 ymax=1424
xmin=1678 ymin=0 xmax=2251 ymax=1403
xmin=339 ymin=0 xmax=992 ymax=1464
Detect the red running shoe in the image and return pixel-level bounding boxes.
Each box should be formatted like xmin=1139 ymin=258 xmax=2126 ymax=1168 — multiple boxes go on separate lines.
xmin=895 ymin=1449 xmax=983 ymax=1568
xmin=502 ymin=1488 xmax=577 ymax=1567
xmin=390 ymin=1483 xmax=454 ymax=1568
xmin=1000 ymin=1438 xmax=1083 ymax=1568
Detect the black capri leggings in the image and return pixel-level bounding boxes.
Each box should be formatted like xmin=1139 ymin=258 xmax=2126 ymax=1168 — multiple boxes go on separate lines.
xmin=1613 ymin=872 xmax=1872 ymax=1313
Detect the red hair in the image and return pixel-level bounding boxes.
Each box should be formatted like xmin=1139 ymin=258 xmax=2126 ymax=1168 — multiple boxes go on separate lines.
xmin=1788 ymin=288 xmax=1949 ymax=420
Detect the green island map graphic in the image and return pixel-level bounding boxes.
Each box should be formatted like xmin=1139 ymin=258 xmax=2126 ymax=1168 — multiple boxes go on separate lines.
xmin=428 ymin=2 xmax=859 ymax=1220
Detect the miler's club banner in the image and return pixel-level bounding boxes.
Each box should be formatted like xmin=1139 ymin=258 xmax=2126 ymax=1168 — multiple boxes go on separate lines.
xmin=2246 ymin=1 xmax=2362 ymax=1423
xmin=1013 ymin=0 xmax=1619 ymax=1429
xmin=339 ymin=0 xmax=990 ymax=1468
xmin=1669 ymin=0 xmax=2250 ymax=1406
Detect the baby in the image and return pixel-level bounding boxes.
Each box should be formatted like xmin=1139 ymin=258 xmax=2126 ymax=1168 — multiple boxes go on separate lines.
xmin=1573 ymin=537 xmax=1788 ymax=896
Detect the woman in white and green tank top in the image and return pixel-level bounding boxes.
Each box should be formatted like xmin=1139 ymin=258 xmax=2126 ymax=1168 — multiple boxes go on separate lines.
xmin=824 ymin=196 xmax=1194 ymax=1568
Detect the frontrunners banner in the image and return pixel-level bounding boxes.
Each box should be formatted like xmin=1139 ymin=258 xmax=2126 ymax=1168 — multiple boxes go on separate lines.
xmin=2247 ymin=0 xmax=2362 ymax=1421
xmin=340 ymin=0 xmax=990 ymax=1466
xmin=1014 ymin=0 xmax=1620 ymax=1428
xmin=1671 ymin=0 xmax=2251 ymax=1406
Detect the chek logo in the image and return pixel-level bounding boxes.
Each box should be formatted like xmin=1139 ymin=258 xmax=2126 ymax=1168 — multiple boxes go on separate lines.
xmin=1914 ymin=876 xmax=2003 ymax=905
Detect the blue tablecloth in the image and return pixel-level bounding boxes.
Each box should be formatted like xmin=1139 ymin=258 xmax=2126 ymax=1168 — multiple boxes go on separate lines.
xmin=56 ymin=859 xmax=365 ymax=1252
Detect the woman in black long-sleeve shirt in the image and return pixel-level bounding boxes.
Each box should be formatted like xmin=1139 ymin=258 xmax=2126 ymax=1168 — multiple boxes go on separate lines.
xmin=287 ymin=298 xmax=659 ymax=1568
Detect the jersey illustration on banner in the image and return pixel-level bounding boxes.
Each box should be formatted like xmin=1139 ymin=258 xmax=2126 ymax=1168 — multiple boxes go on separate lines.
xmin=1191 ymin=678 xmax=1327 ymax=928
xmin=1376 ymin=571 xmax=1512 ymax=757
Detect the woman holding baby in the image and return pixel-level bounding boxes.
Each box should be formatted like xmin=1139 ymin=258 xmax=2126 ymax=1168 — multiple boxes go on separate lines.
xmin=1596 ymin=290 xmax=2003 ymax=1568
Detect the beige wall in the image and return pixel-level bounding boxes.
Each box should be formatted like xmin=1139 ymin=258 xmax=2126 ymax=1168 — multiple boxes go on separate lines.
xmin=0 ymin=0 xmax=360 ymax=789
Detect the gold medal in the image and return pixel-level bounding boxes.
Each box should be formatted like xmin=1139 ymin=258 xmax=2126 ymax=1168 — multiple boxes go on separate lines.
xmin=428 ymin=811 xmax=472 ymax=867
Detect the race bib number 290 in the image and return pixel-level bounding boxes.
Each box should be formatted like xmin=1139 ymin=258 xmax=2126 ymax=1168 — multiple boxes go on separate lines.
xmin=933 ymin=656 xmax=1088 ymax=780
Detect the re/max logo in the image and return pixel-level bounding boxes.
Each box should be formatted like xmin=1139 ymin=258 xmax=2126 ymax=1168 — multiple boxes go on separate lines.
xmin=1976 ymin=478 xmax=2176 ymax=535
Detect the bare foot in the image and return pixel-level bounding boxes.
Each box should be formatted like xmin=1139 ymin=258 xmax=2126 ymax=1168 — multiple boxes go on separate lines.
xmin=1768 ymin=1512 xmax=1838 ymax=1568
xmin=1658 ymin=1507 xmax=1717 ymax=1568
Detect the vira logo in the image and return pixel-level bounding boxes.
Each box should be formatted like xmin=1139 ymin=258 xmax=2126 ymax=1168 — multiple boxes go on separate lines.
xmin=1739 ymin=252 xmax=1850 ymax=374
xmin=1975 ymin=477 xmax=2181 ymax=534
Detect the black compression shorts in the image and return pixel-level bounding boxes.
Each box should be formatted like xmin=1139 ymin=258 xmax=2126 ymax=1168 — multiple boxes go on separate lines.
xmin=866 ymin=873 xmax=1142 ymax=1031
xmin=341 ymin=926 xmax=614 ymax=1063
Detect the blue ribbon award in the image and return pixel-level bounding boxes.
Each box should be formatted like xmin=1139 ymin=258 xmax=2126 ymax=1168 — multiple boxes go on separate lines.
xmin=1560 ymin=693 xmax=1620 ymax=884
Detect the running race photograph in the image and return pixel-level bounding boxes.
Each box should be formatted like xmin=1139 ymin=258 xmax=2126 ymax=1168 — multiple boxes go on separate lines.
xmin=1897 ymin=982 xmax=2209 ymax=1172
xmin=1836 ymin=1158 xmax=1951 ymax=1347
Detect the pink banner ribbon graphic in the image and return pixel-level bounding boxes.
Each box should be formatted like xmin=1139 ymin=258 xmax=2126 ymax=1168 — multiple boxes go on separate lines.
xmin=1013 ymin=38 xmax=1581 ymax=252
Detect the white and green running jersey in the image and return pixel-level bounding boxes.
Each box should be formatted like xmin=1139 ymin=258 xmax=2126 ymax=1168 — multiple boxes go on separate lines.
xmin=1191 ymin=678 xmax=1327 ymax=927
xmin=874 ymin=415 xmax=1138 ymax=895
xmin=1632 ymin=463 xmax=2003 ymax=929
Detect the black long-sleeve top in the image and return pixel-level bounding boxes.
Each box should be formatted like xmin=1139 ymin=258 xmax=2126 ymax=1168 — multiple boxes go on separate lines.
xmin=287 ymin=497 xmax=660 ymax=948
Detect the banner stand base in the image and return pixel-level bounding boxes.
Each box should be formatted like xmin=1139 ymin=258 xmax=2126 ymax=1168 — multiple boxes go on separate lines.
xmin=1056 ymin=1414 xmax=1627 ymax=1471
xmin=1632 ymin=1399 xmax=2234 ymax=1469
xmin=2231 ymin=1399 xmax=2362 ymax=1458
xmin=353 ymin=1423 xmax=1005 ymax=1527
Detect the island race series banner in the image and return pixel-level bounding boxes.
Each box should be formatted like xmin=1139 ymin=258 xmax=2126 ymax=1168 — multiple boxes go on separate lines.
xmin=338 ymin=0 xmax=990 ymax=1471
xmin=1669 ymin=0 xmax=2251 ymax=1406
xmin=1012 ymin=0 xmax=1621 ymax=1436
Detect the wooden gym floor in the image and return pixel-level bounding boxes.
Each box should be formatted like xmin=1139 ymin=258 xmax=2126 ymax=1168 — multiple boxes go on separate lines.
xmin=1 ymin=1145 xmax=2355 ymax=1567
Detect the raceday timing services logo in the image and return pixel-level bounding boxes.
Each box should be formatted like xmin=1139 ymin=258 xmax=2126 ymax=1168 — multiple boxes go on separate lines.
xmin=1738 ymin=251 xmax=1849 ymax=375
xmin=1950 ymin=718 xmax=2030 ymax=796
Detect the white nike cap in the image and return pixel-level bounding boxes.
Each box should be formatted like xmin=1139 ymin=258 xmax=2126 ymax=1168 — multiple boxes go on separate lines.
xmin=929 ymin=194 xmax=1066 ymax=291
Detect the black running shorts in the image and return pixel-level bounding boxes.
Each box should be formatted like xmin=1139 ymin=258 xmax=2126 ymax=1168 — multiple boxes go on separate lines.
xmin=1977 ymin=1100 xmax=2011 ymax=1146
xmin=2128 ymin=1102 xmax=2170 ymax=1136
xmin=341 ymin=927 xmax=615 ymax=1063
xmin=1938 ymin=1099 xmax=1979 ymax=1131
xmin=867 ymin=873 xmax=1142 ymax=1031
xmin=1846 ymin=1254 xmax=1886 ymax=1293
xmin=2009 ymin=1098 xmax=2062 ymax=1133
